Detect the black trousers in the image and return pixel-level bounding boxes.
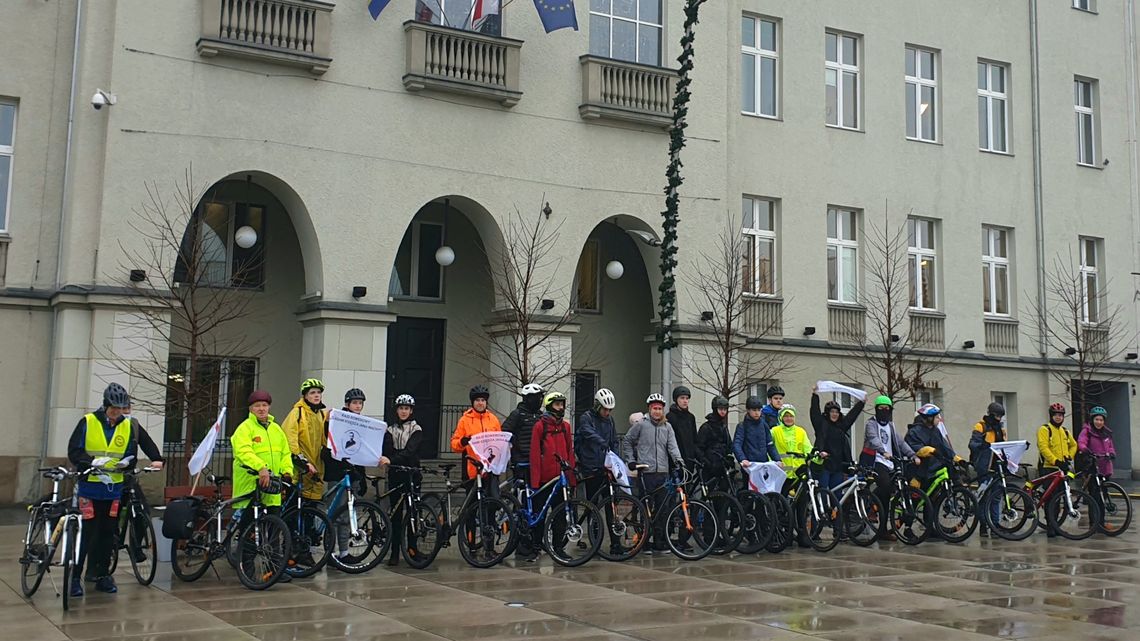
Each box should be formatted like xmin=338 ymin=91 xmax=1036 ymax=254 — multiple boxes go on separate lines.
xmin=639 ymin=473 xmax=668 ymax=548
xmin=77 ymin=498 xmax=117 ymax=580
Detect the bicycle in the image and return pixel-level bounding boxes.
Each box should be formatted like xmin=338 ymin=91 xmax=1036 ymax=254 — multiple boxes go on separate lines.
xmin=366 ymin=465 xmax=443 ymax=569
xmin=1079 ymin=453 xmax=1132 ymax=536
xmin=503 ymin=455 xmax=603 ymax=567
xmin=831 ymin=464 xmax=883 ymax=547
xmin=1024 ymin=460 xmax=1101 ymax=540
xmin=106 ymin=465 xmax=162 ymax=585
xmin=885 ymin=459 xmax=931 ymax=545
xmin=584 ymin=467 xmax=650 ymax=562
xmin=729 ymin=462 xmax=784 ymax=554
xmin=320 ymin=470 xmax=391 ymax=574
xmin=974 ymin=446 xmax=1038 ymax=541
xmin=783 ymin=450 xmax=844 ymax=552
xmin=918 ymin=459 xmax=979 ymax=543
xmin=426 ymin=457 xmax=517 ymax=568
xmin=169 ymin=466 xmax=292 ymax=590
xmin=278 ymin=472 xmax=333 ymax=578
xmin=20 ymin=465 xmax=98 ymax=611
xmin=629 ymin=463 xmax=718 ymax=561
xmin=688 ymin=460 xmax=746 ymax=555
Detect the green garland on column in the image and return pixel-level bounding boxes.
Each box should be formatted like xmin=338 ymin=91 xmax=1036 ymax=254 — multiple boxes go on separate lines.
xmin=656 ymin=0 xmax=706 ymax=353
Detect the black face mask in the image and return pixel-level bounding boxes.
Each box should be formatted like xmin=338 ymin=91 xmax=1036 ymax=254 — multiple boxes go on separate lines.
xmin=875 ymin=408 xmax=892 ymax=424
xmin=523 ymin=394 xmax=542 ymax=412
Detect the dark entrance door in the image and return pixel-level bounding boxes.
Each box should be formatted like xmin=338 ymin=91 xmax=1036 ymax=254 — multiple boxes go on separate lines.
xmin=386 ymin=317 xmax=445 ymax=458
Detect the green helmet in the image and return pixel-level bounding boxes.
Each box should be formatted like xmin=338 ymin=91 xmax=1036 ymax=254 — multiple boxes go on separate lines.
xmin=301 ymin=378 xmax=325 ymax=394
xmin=1090 ymin=406 xmax=1108 ymax=418
xmin=874 ymin=395 xmax=893 ymax=408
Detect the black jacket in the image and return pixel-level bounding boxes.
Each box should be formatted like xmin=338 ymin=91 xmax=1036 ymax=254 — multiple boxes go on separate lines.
xmin=503 ymin=401 xmax=544 ymax=462
xmin=809 ymin=394 xmax=864 ymax=472
xmin=667 ymin=404 xmax=699 ymax=465
xmin=905 ymin=422 xmax=957 ymax=478
xmin=574 ymin=409 xmax=618 ymax=473
xmin=696 ymin=412 xmax=731 ymax=474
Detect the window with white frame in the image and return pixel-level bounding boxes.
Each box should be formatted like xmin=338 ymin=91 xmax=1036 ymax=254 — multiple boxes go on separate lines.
xmin=174 ymin=201 xmax=267 ymax=289
xmin=907 ymin=218 xmax=938 ymax=310
xmin=589 ymin=0 xmax=662 ymax=66
xmin=741 ymin=196 xmax=777 ymax=296
xmin=906 ymin=46 xmax=938 ymax=142
xmin=747 ymin=381 xmax=772 ymax=401
xmin=414 ymin=0 xmax=501 ymax=35
xmin=1073 ymin=0 xmax=1095 ymax=12
xmin=827 ymin=207 xmax=859 ymax=303
xmin=978 ymin=61 xmax=1009 ymax=152
xmin=830 ymin=385 xmax=861 ymax=413
xmin=1079 ymin=237 xmax=1102 ymax=323
xmin=390 ymin=221 xmax=444 ymax=300
xmin=742 ymin=15 xmax=779 ymax=118
xmin=825 ymin=31 xmax=860 ymax=129
xmin=0 ymin=101 xmax=15 ymax=233
xmin=1075 ymin=78 xmax=1098 ymax=166
xmin=982 ymin=226 xmax=1011 ymax=316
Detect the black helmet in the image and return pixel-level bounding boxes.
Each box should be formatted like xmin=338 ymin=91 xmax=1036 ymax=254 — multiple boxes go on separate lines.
xmin=469 ymin=385 xmax=490 ymax=402
xmin=987 ymin=402 xmax=1006 ymax=418
xmin=672 ymin=385 xmax=691 ymax=401
xmin=712 ymin=396 xmax=730 ymax=410
xmin=823 ymin=400 xmax=842 ymax=414
xmin=745 ymin=395 xmax=764 ymax=410
xmin=344 ymin=388 xmax=366 ymax=404
xmin=103 ymin=383 xmax=131 ymax=409
xmin=767 ymin=385 xmax=785 ymax=398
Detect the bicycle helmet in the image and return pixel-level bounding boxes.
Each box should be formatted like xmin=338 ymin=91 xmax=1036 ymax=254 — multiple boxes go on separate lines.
xmin=469 ymin=385 xmax=490 ymax=402
xmin=102 ymin=383 xmax=131 ymax=409
xmin=300 ymin=378 xmax=325 ymax=394
xmin=543 ymin=391 xmax=567 ymax=409
xmin=594 ymin=388 xmax=616 ymax=410
xmin=766 ymin=385 xmax=785 ymax=398
xmin=1090 ymin=406 xmax=1108 ymax=418
xmin=1049 ymin=402 xmax=1067 ymax=416
xmin=344 ymin=388 xmax=366 ymax=404
xmin=711 ymin=395 xmax=730 ymax=410
xmin=672 ymin=385 xmax=691 ymax=401
xmin=823 ymin=400 xmax=842 ymax=414
xmin=745 ymin=395 xmax=764 ymax=410
xmin=520 ymin=382 xmax=544 ymax=396
xmin=986 ymin=402 xmax=1005 ymax=418
xmin=247 ymin=389 xmax=272 ymax=405
xmin=874 ymin=395 xmax=894 ymax=408
xmin=646 ymin=393 xmax=667 ymax=407
xmin=394 ymin=393 xmax=415 ymax=407
xmin=919 ymin=403 xmax=942 ymax=417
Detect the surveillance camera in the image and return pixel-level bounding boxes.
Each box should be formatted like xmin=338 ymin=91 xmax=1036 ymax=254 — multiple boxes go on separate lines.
xmin=91 ymin=89 xmax=116 ymax=110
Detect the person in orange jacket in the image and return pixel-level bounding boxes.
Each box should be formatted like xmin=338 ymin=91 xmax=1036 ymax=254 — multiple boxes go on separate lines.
xmin=450 ymin=384 xmax=502 ymax=483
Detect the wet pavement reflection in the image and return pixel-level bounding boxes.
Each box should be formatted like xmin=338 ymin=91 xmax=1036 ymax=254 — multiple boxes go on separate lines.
xmin=3 ymin=522 xmax=1140 ymax=640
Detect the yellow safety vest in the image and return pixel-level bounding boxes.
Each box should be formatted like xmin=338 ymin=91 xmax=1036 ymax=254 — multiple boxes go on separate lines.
xmin=84 ymin=414 xmax=131 ymax=484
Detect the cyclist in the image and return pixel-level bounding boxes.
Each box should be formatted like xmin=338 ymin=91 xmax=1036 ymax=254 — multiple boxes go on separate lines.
xmin=575 ymin=388 xmax=620 ymax=503
xmin=66 ymin=383 xmax=139 ymax=597
xmin=860 ymin=395 xmax=917 ymax=538
xmin=451 ymin=385 xmax=502 ymax=486
xmin=969 ymin=402 xmax=1007 ymax=536
xmin=771 ymin=406 xmax=814 ymax=486
xmin=905 ymin=404 xmax=961 ymax=484
xmin=526 ymin=391 xmax=576 ymax=559
xmin=696 ymin=396 xmax=732 ymax=488
xmin=667 ymin=385 xmax=699 ymax=470
xmin=504 ymin=383 xmax=545 ymax=471
xmin=231 ymin=390 xmax=293 ymax=572
xmin=383 ymin=393 xmax=424 ymax=566
xmin=321 ymin=389 xmax=369 ymax=564
xmin=809 ymin=386 xmax=864 ymax=489
xmin=1037 ymin=402 xmax=1077 ymax=477
xmin=760 ymin=385 xmax=786 ymax=431
xmin=282 ymin=379 xmax=328 ymax=503
xmin=1078 ymin=406 xmax=1116 ymax=528
xmin=733 ymin=395 xmax=782 ymax=473
xmin=622 ymin=393 xmax=684 ymax=552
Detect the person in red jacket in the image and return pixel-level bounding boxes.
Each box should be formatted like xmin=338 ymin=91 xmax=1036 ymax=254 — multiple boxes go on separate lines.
xmin=526 ymin=391 xmax=575 ymax=560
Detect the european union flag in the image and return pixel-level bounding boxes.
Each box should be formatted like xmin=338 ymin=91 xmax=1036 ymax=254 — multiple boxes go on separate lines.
xmin=368 ymin=0 xmax=392 ymax=20
xmin=533 ymin=0 xmax=579 ymax=33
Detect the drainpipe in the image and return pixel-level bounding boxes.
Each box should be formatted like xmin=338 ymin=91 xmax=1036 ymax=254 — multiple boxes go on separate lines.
xmin=1029 ymin=0 xmax=1048 ymax=358
xmin=1125 ymin=0 xmax=1140 ymax=358
xmin=37 ymin=0 xmax=83 ymax=479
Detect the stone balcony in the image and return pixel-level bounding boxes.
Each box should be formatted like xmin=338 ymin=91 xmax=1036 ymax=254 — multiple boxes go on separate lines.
xmin=403 ymin=21 xmax=523 ymax=107
xmin=196 ymin=0 xmax=334 ymax=74
xmin=579 ymin=55 xmax=676 ymax=128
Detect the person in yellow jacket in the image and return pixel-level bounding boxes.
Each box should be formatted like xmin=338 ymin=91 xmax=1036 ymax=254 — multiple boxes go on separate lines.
xmin=281 ymin=378 xmax=328 ymax=500
xmin=771 ymin=406 xmax=814 ymax=483
xmin=1037 ymin=402 xmax=1078 ymax=476
xmin=231 ymin=390 xmax=292 ymax=509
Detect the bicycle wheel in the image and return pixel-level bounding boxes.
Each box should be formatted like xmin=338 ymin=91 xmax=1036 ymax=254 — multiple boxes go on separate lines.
xmin=799 ymin=488 xmax=843 ymax=552
xmin=171 ymin=527 xmax=213 ymax=582
xmin=497 ymin=493 xmax=525 ymax=559
xmin=845 ymin=491 xmax=883 ymax=547
xmin=20 ymin=510 xmax=49 ymax=597
xmin=62 ymin=519 xmax=78 ymax=612
xmin=283 ymin=506 xmax=333 ymax=578
xmin=127 ymin=510 xmax=158 ymax=585
xmin=402 ymin=500 xmax=443 ymax=569
xmin=889 ymin=488 xmax=930 ymax=545
xmin=594 ymin=491 xmax=649 ymax=561
xmin=457 ymin=496 xmax=517 ymax=568
xmin=544 ymin=498 xmax=603 ymax=567
xmin=421 ymin=492 xmax=452 ymax=538
xmin=664 ymin=499 xmax=717 ymax=561
xmin=735 ymin=491 xmax=774 ymax=554
xmin=983 ymin=486 xmax=1037 ymax=541
xmin=705 ymin=491 xmax=746 ymax=555
xmin=933 ymin=486 xmax=978 ymax=543
xmin=1047 ymin=488 xmax=1100 ymax=540
xmin=235 ymin=514 xmax=291 ymax=590
xmin=1098 ymin=481 xmax=1132 ymax=536
xmin=764 ymin=492 xmax=794 ymax=553
xmin=329 ymin=500 xmax=391 ymax=574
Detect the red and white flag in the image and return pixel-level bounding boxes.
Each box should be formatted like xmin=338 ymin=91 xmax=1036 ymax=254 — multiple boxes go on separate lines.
xmin=472 ymin=0 xmax=500 ymax=29
xmin=188 ymin=408 xmax=226 ymax=476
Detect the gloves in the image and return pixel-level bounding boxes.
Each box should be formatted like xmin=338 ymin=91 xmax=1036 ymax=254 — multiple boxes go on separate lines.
xmin=460 ymin=436 xmax=471 ymax=446
xmin=916 ymin=446 xmax=936 ymax=459
xmin=355 ymin=481 xmax=368 ymax=497
xmin=1109 ymin=454 xmax=1117 ymax=460
xmin=1058 ymin=460 xmax=1071 ymax=472
xmin=953 ymin=455 xmax=965 ymax=464
xmin=91 ymin=456 xmax=114 ymax=469
xmin=627 ymin=462 xmax=638 ymax=471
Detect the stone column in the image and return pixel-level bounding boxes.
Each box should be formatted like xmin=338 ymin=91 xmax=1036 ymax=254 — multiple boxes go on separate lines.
xmin=298 ymin=306 xmax=396 ymax=421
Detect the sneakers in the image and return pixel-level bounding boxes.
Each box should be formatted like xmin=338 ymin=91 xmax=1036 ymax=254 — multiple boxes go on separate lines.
xmin=293 ymin=551 xmax=317 ymax=568
xmin=129 ymin=548 xmax=148 ymax=563
xmin=94 ymin=576 xmax=117 ymax=594
xmin=386 ymin=555 xmax=400 ymax=567
xmin=69 ymin=577 xmax=84 ymax=597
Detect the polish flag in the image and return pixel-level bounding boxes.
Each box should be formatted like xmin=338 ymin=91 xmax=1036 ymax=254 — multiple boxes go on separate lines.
xmin=472 ymin=0 xmax=500 ymax=29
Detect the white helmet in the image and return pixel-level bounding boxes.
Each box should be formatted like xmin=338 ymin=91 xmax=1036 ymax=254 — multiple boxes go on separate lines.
xmin=520 ymin=383 xmax=544 ymax=396
xmin=594 ymin=388 xmax=616 ymax=409
xmin=646 ymin=393 xmax=666 ymax=406
xmin=395 ymin=394 xmax=415 ymax=407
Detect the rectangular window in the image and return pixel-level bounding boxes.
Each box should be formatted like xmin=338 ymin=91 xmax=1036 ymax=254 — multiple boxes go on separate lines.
xmin=830 ymin=385 xmax=861 ymax=413
xmin=747 ymin=381 xmax=772 ymax=400
xmin=1073 ymin=0 xmax=1095 ymax=12
xmin=906 ymin=46 xmax=939 ymax=142
xmin=589 ymin=0 xmax=663 ymax=66
xmin=982 ymin=226 xmax=1011 ymax=316
xmin=572 ymin=371 xmax=600 ymax=425
xmin=1075 ymin=78 xmax=1098 ymax=166
xmin=414 ymin=0 xmax=501 ymax=36
xmin=742 ymin=15 xmax=779 ymax=118
xmin=0 ymin=101 xmax=14 ymax=233
xmin=741 ymin=196 xmax=777 ymax=296
xmin=390 ymin=221 xmax=444 ymax=300
xmin=164 ymin=356 xmax=258 ymax=446
xmin=175 ymin=201 xmax=266 ymax=289
xmin=575 ymin=239 xmax=600 ymax=311
xmin=825 ymin=31 xmax=860 ymax=129
xmin=978 ymin=61 xmax=1009 ymax=152
xmin=826 ymin=207 xmax=859 ymax=303
xmin=907 ymin=218 xmax=938 ymax=310
xmin=1080 ymin=237 xmax=1102 ymax=323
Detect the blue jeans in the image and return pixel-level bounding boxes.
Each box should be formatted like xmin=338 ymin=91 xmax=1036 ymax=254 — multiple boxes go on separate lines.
xmin=818 ymin=469 xmax=845 ymax=490
xmin=980 ymin=475 xmax=1002 ymax=526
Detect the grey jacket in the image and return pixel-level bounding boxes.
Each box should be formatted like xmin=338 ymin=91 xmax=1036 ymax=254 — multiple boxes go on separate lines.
xmin=862 ymin=418 xmax=916 ymax=459
xmin=622 ymin=416 xmax=684 ymax=474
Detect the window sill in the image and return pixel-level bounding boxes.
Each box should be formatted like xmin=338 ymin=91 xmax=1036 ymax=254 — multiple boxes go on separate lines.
xmin=980 ymin=148 xmax=1014 ymax=157
xmin=908 ymin=308 xmax=944 ymax=318
xmin=906 ymin=136 xmax=942 ymax=146
xmin=389 ymin=295 xmax=445 ymax=304
xmin=984 ymin=314 xmax=1018 ymax=324
xmin=1077 ymin=161 xmax=1104 ymax=170
xmin=826 ymin=124 xmax=864 ymax=134
xmin=0 ymin=232 xmax=10 ymax=244
xmin=827 ymin=301 xmax=864 ymax=310
xmin=1072 ymin=8 xmax=1098 ymax=15
xmin=741 ymin=112 xmax=781 ymax=122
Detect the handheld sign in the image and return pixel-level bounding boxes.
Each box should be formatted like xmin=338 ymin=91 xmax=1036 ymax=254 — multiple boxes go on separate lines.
xmin=469 ymin=432 xmax=513 ymax=475
xmin=746 ymin=461 xmax=788 ymax=494
xmin=328 ymin=409 xmax=387 ymax=467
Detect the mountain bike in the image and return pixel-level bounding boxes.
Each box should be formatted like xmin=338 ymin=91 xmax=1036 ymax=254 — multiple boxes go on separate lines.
xmin=629 ymin=464 xmax=718 ymax=561
xmin=920 ymin=459 xmax=979 ymax=543
xmin=502 ymin=454 xmax=602 ymax=567
xmin=278 ymin=471 xmax=333 ymax=578
xmin=1079 ymin=453 xmax=1132 ymax=536
xmin=20 ymin=465 xmax=98 ymax=611
xmin=106 ymin=465 xmax=161 ymax=585
xmin=585 ymin=467 xmax=650 ymax=562
xmin=831 ymin=465 xmax=883 ymax=547
xmin=887 ymin=460 xmax=931 ymax=545
xmin=687 ymin=461 xmax=746 ymax=555
xmin=784 ymin=450 xmax=844 ymax=552
xmin=321 ymin=470 xmax=391 ymax=574
xmin=975 ymin=446 xmax=1037 ymax=541
xmin=367 ymin=465 xmax=443 ymax=569
xmin=728 ymin=463 xmax=783 ymax=554
xmin=1025 ymin=461 xmax=1101 ymax=540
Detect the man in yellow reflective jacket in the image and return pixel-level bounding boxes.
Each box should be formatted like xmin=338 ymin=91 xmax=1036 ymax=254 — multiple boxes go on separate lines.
xmin=231 ymin=390 xmax=292 ymax=509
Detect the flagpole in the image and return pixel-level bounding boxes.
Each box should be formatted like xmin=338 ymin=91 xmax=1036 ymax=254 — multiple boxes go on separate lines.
xmin=189 ymin=472 xmax=201 ymax=495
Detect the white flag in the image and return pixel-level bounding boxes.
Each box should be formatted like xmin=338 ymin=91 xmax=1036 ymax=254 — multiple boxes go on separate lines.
xmin=746 ymin=461 xmax=787 ymax=494
xmin=604 ymin=451 xmax=631 ymax=489
xmin=469 ymin=431 xmax=513 ymax=475
xmin=328 ymin=410 xmax=387 ymax=467
xmin=991 ymin=440 xmax=1030 ymax=474
xmin=188 ymin=408 xmax=226 ymax=476
xmin=816 ymin=380 xmax=867 ymax=402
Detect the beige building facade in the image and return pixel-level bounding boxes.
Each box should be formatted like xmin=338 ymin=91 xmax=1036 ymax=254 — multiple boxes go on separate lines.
xmin=2 ymin=0 xmax=1140 ymax=502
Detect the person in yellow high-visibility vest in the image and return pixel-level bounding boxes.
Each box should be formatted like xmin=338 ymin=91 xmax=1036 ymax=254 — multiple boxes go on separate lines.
xmin=66 ymin=383 xmax=138 ymax=598
xmin=771 ymin=406 xmax=815 ymax=487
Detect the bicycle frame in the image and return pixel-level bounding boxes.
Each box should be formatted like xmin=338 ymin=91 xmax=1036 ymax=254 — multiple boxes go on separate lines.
xmin=512 ymin=469 xmax=573 ymax=530
xmin=1025 ymin=468 xmax=1073 ymax=511
xmin=833 ymin=468 xmax=873 ymax=520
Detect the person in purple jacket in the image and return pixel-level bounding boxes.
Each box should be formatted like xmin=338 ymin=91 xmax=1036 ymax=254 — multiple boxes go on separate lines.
xmin=1078 ymin=405 xmax=1117 ymax=527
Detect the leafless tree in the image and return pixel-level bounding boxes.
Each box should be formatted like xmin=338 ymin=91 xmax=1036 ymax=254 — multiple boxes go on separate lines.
xmin=833 ymin=208 xmax=948 ymax=401
xmin=1027 ymin=251 xmax=1135 ymax=422
xmin=684 ymin=217 xmax=795 ymax=401
xmin=99 ymin=169 xmax=268 ymax=480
